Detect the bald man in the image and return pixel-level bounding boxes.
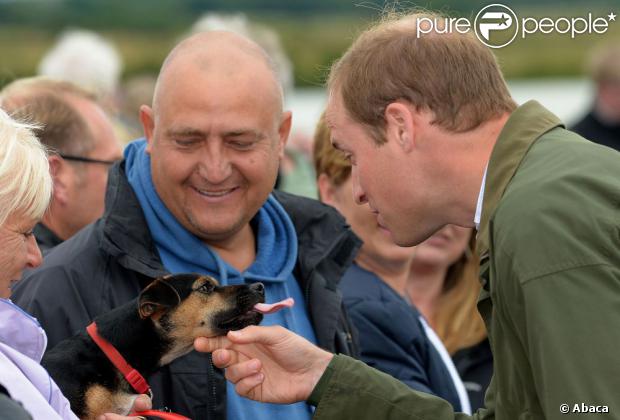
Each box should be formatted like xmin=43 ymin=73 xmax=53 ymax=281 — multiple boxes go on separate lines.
xmin=13 ymin=32 xmax=361 ymax=420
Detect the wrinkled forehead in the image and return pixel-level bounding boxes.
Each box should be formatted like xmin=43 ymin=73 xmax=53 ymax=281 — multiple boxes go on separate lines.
xmin=152 ymin=66 xmax=284 ymax=136
xmin=154 ymin=43 xmax=283 ymax=116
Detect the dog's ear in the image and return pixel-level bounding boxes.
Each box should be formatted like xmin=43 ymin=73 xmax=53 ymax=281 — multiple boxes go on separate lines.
xmin=138 ymin=279 xmax=182 ymax=319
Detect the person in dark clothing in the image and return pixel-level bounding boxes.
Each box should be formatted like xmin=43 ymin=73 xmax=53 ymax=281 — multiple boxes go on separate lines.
xmin=313 ymin=114 xmax=470 ymax=413
xmin=0 ymin=77 xmax=123 ymax=254
xmin=452 ymin=339 xmax=493 ymax=411
xmin=571 ymin=44 xmax=620 ymax=151
xmin=13 ymin=31 xmax=360 ymax=420
xmin=0 ymin=384 xmax=32 ymax=420
xmin=406 ymin=228 xmax=492 ymax=411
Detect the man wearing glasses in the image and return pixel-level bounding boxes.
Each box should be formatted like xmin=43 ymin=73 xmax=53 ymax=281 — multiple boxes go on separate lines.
xmin=0 ymin=77 xmax=122 ymax=253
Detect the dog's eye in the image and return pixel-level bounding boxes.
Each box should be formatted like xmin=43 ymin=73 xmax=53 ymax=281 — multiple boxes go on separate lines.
xmin=197 ymin=283 xmax=215 ymax=294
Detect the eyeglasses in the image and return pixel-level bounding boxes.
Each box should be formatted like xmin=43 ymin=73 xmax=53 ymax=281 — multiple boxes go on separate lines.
xmin=59 ymin=154 xmax=119 ymax=166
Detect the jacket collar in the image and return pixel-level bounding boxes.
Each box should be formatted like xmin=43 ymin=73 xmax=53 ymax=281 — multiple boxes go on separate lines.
xmin=476 ymin=101 xmax=563 ymax=258
xmin=0 ymin=299 xmax=47 ymax=362
xmin=100 ymin=161 xmax=168 ymax=278
xmin=272 ymin=189 xmax=361 ymax=288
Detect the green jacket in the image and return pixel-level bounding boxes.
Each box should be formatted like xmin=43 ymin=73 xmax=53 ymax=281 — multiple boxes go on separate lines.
xmin=308 ymin=101 xmax=620 ymax=419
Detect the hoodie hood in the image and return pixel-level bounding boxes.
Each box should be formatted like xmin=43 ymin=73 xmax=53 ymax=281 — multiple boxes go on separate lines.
xmin=124 ymin=139 xmax=298 ymax=285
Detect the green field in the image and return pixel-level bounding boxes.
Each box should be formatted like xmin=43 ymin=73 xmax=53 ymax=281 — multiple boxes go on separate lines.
xmin=1 ymin=10 xmax=618 ymax=88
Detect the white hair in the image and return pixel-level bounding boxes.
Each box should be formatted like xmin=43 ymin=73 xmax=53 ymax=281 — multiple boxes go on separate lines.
xmin=190 ymin=13 xmax=294 ymax=94
xmin=38 ymin=29 xmax=122 ymax=100
xmin=0 ymin=109 xmax=52 ymax=226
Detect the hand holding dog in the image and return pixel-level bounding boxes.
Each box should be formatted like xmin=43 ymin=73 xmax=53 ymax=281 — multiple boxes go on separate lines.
xmin=98 ymin=394 xmax=151 ymax=420
xmin=194 ymin=325 xmax=333 ymax=404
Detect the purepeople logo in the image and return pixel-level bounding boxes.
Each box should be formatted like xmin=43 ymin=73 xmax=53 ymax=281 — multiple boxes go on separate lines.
xmin=417 ymin=4 xmax=617 ymax=49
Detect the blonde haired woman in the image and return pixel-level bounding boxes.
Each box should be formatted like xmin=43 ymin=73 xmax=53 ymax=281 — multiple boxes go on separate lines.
xmin=0 ymin=109 xmax=149 ymax=420
xmin=406 ymin=229 xmax=491 ymax=410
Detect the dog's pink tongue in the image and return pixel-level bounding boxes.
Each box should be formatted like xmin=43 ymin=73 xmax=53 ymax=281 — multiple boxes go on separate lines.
xmin=253 ymin=298 xmax=295 ymax=315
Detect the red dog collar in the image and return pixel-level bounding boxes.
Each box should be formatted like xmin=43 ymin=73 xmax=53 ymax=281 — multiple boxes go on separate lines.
xmin=86 ymin=322 xmax=151 ymax=395
xmin=86 ymin=322 xmax=190 ymax=420
xmin=132 ymin=410 xmax=191 ymax=419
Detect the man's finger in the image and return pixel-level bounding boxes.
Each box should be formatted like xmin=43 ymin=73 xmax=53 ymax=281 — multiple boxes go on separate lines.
xmin=194 ymin=335 xmax=232 ymax=353
xmin=235 ymin=372 xmax=265 ymax=400
xmin=98 ymin=414 xmax=146 ymax=420
xmin=131 ymin=394 xmax=152 ymax=411
xmin=227 ymin=325 xmax=287 ymax=345
xmin=211 ymin=349 xmax=234 ymax=368
xmin=224 ymin=358 xmax=262 ymax=383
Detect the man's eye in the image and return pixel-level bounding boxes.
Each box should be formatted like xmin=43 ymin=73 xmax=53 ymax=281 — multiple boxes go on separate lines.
xmin=342 ymin=152 xmax=355 ymax=164
xmin=23 ymin=230 xmax=34 ymax=238
xmin=174 ymin=139 xmax=199 ymax=148
xmin=228 ymin=140 xmax=254 ymax=150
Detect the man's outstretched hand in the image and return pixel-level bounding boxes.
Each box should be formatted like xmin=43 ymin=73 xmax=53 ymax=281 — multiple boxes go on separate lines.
xmin=194 ymin=325 xmax=333 ymax=404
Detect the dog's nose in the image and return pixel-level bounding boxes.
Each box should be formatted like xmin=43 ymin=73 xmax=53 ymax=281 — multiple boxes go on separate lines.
xmin=250 ymin=282 xmax=265 ymax=294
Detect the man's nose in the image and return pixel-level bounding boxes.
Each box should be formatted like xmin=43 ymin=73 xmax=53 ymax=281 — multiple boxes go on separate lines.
xmin=352 ymin=168 xmax=368 ymax=205
xmin=199 ymin=142 xmax=232 ymax=183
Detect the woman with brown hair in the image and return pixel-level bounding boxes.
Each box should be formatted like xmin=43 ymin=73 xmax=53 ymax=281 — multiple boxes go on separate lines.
xmin=406 ymin=228 xmax=491 ymax=410
xmin=313 ymin=113 xmax=470 ymax=413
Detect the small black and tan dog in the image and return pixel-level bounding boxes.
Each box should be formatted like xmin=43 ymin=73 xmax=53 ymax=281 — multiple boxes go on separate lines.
xmin=42 ymin=273 xmax=266 ymax=420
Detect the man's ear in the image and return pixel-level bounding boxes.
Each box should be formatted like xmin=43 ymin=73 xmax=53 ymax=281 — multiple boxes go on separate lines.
xmin=385 ymin=102 xmax=415 ymax=153
xmin=48 ymin=154 xmax=70 ymax=205
xmin=139 ymin=105 xmax=155 ymax=154
xmin=138 ymin=279 xmax=181 ymax=319
xmin=317 ymin=173 xmax=337 ymax=206
xmin=277 ymin=111 xmax=293 ymax=159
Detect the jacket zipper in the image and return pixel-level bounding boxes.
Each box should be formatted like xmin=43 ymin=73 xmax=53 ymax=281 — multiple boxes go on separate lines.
xmin=207 ymin=353 xmax=218 ymax=420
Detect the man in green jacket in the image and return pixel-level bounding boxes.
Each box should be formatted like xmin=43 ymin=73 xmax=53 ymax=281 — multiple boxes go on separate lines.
xmin=195 ymin=10 xmax=620 ymax=420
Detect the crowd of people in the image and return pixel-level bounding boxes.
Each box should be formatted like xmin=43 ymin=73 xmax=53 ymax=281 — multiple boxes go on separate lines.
xmin=0 ymin=8 xmax=618 ymax=420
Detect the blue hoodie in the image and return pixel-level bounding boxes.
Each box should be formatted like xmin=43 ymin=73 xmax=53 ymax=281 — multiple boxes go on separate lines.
xmin=125 ymin=139 xmax=315 ymax=420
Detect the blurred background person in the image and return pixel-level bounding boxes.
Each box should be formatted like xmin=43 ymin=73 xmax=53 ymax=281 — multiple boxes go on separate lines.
xmin=118 ymin=74 xmax=157 ymax=142
xmin=38 ymin=29 xmax=122 ymax=111
xmin=0 ymin=77 xmax=122 ymax=253
xmin=190 ymin=12 xmax=318 ymax=198
xmin=571 ymin=43 xmax=620 ymax=151
xmin=313 ymin=113 xmax=470 ymax=414
xmin=0 ymin=109 xmax=150 ymax=420
xmin=406 ymin=228 xmax=491 ymax=411
xmin=37 ymin=29 xmax=135 ymax=144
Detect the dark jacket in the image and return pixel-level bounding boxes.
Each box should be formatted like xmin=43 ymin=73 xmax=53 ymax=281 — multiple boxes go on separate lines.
xmin=13 ymin=161 xmax=361 ymax=420
xmin=33 ymin=223 xmax=62 ymax=255
xmin=0 ymin=384 xmax=32 ymax=420
xmin=452 ymin=339 xmax=492 ymax=412
xmin=571 ymin=110 xmax=620 ymax=151
xmin=340 ymin=263 xmax=462 ymax=411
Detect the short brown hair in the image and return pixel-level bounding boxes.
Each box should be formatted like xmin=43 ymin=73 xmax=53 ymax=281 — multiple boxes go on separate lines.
xmin=328 ymin=11 xmax=516 ymax=144
xmin=0 ymin=77 xmax=97 ymax=157
xmin=312 ymin=112 xmax=351 ymax=191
